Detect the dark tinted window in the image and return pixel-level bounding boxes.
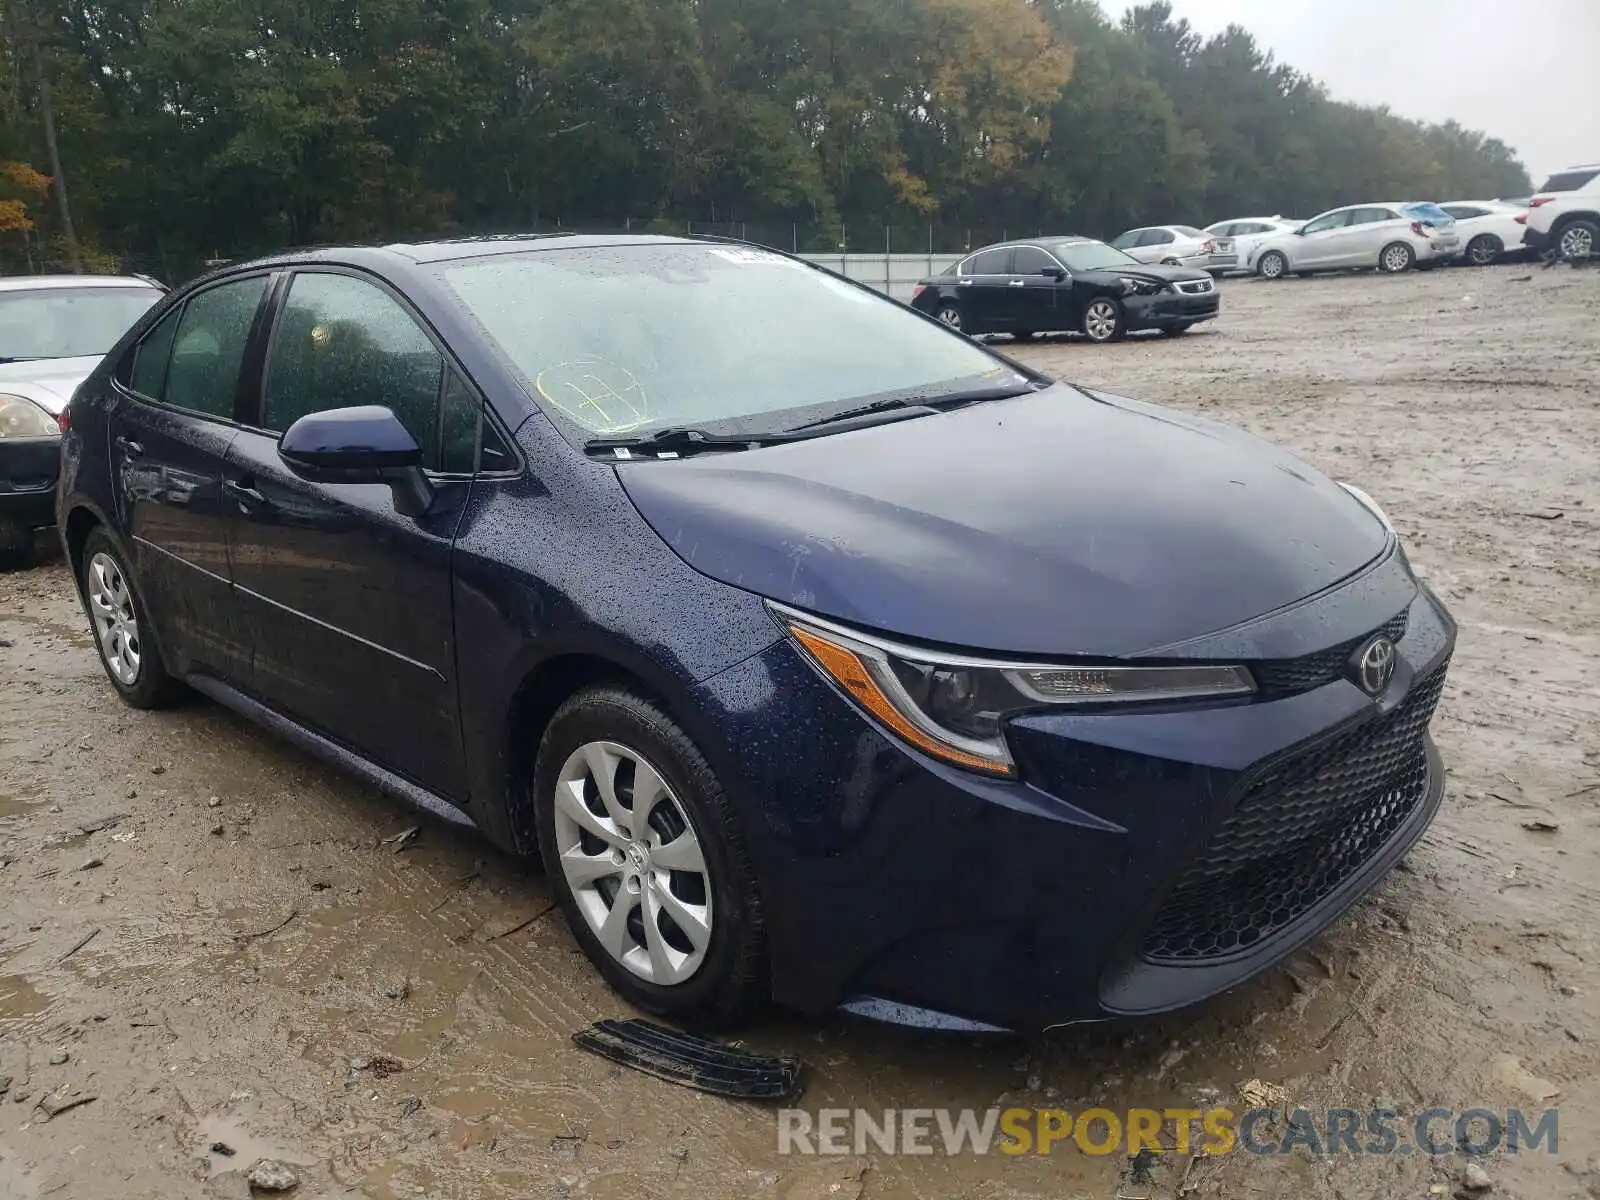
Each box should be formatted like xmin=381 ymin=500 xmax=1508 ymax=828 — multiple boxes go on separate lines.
xmin=263 ymin=273 xmax=445 ymax=465
xmin=1443 ymin=205 xmax=1485 ymax=219
xmin=963 ymin=247 xmax=1012 ymax=275
xmin=1139 ymin=229 xmax=1176 ymax=246
xmin=162 ymin=276 xmax=267 ymax=419
xmin=1538 ymin=168 xmax=1600 ymax=193
xmin=130 ymin=307 xmax=181 ymax=399
xmin=439 ymin=371 xmax=481 ymax=474
xmin=1010 ymin=246 xmax=1060 ymax=275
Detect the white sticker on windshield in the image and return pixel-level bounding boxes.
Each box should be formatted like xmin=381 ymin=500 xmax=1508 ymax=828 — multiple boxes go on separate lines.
xmin=708 ymin=246 xmax=799 ymax=267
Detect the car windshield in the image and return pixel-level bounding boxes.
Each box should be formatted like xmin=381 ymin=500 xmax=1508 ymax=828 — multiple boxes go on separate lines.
xmin=1049 ymin=241 xmax=1139 ymax=272
xmin=0 ymin=286 xmax=160 ymax=362
xmin=1400 ymin=203 xmax=1455 ymax=224
xmin=438 ymin=244 xmax=1025 ymax=440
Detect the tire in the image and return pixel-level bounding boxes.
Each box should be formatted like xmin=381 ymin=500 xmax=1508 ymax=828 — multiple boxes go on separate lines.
xmin=1555 ymin=218 xmax=1598 ymax=261
xmin=1160 ymin=322 xmax=1195 ymax=337
xmin=534 ymin=685 xmax=767 ymax=1027
xmin=1465 ymin=235 xmax=1502 ymax=266
xmin=1257 ymin=251 xmax=1288 ymax=280
xmin=1378 ymin=241 xmax=1415 ymax=273
xmin=79 ymin=528 xmax=182 ymax=708
xmin=0 ymin=520 xmax=34 ymax=571
xmin=1081 ymin=297 xmax=1125 ymax=343
xmin=935 ymin=302 xmax=968 ymax=335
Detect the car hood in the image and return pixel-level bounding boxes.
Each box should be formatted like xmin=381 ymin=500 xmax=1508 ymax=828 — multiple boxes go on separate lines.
xmin=0 ymin=356 xmax=100 ymax=415
xmin=616 ymin=385 xmax=1391 ymax=657
xmin=1075 ymin=264 xmax=1212 ymax=286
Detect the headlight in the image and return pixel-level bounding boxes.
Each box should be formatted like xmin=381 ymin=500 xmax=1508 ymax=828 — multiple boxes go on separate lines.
xmin=1117 ymin=277 xmax=1168 ymax=296
xmin=776 ymin=608 xmax=1255 ymax=776
xmin=1338 ymin=482 xmax=1393 ymax=532
xmin=0 ymin=394 xmax=58 ymax=439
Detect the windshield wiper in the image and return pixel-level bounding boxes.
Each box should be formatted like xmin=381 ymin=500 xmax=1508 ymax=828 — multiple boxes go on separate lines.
xmin=788 ymin=381 xmax=1045 ymax=433
xmin=584 ymin=426 xmax=768 ymax=457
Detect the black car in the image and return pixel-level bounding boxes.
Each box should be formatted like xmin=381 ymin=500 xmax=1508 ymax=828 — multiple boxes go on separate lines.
xmin=910 ymin=237 xmax=1220 ymax=343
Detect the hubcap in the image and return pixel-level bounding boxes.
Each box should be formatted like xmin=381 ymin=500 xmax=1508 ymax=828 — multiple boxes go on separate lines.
xmin=1470 ymin=238 xmax=1497 ymax=264
xmin=1085 ymin=301 xmax=1117 ymax=341
xmin=1559 ymin=225 xmax=1594 ymax=259
xmin=1383 ymin=246 xmax=1409 ymax=272
xmin=1261 ymin=255 xmax=1283 ymax=279
xmin=939 ymin=307 xmax=962 ymax=330
xmin=552 ymin=741 xmax=712 ymax=986
xmin=87 ymin=551 xmax=140 ymax=686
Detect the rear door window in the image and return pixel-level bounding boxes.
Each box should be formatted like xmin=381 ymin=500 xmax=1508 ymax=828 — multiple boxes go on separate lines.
xmin=1139 ymin=229 xmax=1176 ymax=246
xmin=161 ymin=276 xmax=269 ymax=419
xmin=963 ymin=247 xmax=1013 ymax=275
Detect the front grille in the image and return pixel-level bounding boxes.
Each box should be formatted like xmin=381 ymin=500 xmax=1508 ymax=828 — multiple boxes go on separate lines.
xmin=1176 ymin=278 xmax=1214 ymax=295
xmin=1141 ymin=659 xmax=1448 ymax=964
xmin=1251 ymin=610 xmax=1409 ymax=696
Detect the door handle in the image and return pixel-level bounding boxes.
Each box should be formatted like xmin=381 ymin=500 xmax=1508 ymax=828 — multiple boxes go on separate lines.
xmin=957 ymin=279 xmax=974 ymax=286
xmin=1007 ymin=279 xmax=1026 ymax=287
xmin=224 ymin=478 xmax=268 ymax=508
xmin=115 ymin=435 xmax=144 ymax=458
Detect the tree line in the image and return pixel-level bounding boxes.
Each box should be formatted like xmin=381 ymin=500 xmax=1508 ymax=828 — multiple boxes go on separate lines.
xmin=0 ymin=0 xmax=1532 ymax=280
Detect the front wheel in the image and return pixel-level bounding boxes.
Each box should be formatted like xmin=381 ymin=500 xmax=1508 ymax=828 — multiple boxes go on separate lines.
xmin=80 ymin=528 xmax=182 ymax=708
xmin=534 ymin=685 xmax=767 ymax=1027
xmin=1081 ymin=297 xmax=1125 ymax=343
xmin=1465 ymin=235 xmax=1502 ymax=266
xmin=1256 ymin=251 xmax=1288 ymax=280
xmin=1378 ymin=241 xmax=1415 ymax=273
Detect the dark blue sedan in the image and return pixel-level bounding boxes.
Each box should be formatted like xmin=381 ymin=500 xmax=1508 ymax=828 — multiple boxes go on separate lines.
xmin=56 ymin=235 xmax=1454 ymax=1032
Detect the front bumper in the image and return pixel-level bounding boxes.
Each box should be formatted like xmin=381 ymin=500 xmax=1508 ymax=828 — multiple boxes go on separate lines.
xmin=0 ymin=435 xmax=61 ymax=529
xmin=698 ymin=554 xmax=1454 ymax=1031
xmin=1125 ymin=287 xmax=1220 ymax=329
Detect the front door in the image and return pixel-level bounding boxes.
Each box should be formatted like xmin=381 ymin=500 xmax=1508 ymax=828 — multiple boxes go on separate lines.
xmin=225 ymin=268 xmax=471 ymax=800
xmin=107 ymin=273 xmax=270 ymax=680
xmin=1006 ymin=246 xmax=1063 ymax=333
xmin=1295 ymin=210 xmax=1355 ymax=266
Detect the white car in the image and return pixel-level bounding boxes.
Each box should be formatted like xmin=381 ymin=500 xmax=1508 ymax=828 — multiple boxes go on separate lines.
xmin=1108 ymin=225 xmax=1236 ymax=274
xmin=1203 ymin=217 xmax=1301 ymax=275
xmin=1250 ymin=203 xmax=1461 ymax=279
xmin=1518 ymin=162 xmax=1600 ymax=261
xmin=1440 ymin=201 xmax=1531 ymax=265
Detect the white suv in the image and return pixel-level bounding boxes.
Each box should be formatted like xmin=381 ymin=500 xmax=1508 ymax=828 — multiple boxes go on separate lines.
xmin=1519 ymin=163 xmax=1600 ymax=261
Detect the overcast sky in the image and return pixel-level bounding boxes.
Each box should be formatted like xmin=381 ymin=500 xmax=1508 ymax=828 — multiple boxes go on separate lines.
xmin=1124 ymin=0 xmax=1599 ymax=182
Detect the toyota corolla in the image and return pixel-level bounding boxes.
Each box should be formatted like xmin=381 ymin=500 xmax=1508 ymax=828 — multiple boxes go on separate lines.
xmin=57 ymin=236 xmax=1454 ymax=1032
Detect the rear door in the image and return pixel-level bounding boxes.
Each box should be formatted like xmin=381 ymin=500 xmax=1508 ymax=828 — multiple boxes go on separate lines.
xmin=224 ymin=268 xmax=474 ymax=799
xmin=955 ymin=246 xmax=1015 ymax=331
xmin=1339 ymin=207 xmax=1402 ymax=265
xmin=1132 ymin=229 xmax=1176 ymax=264
xmin=107 ymin=273 xmax=271 ymax=681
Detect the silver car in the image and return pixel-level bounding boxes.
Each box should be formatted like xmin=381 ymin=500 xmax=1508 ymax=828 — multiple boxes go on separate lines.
xmin=1109 ymin=225 xmax=1236 ymax=274
xmin=1203 ymin=217 xmax=1302 ymax=275
xmin=1250 ymin=203 xmax=1461 ymax=278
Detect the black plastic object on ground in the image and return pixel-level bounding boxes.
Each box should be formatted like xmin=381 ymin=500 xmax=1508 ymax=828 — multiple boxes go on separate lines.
xmin=572 ymin=1018 xmax=803 ymax=1100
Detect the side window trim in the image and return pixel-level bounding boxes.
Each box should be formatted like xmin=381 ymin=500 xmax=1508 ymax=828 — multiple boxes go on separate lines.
xmin=253 ymin=265 xmax=522 ymax=480
xmin=113 ymin=270 xmax=275 ymax=426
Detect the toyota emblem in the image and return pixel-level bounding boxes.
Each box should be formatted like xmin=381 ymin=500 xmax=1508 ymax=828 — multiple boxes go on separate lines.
xmin=1354 ymin=636 xmax=1397 ymax=696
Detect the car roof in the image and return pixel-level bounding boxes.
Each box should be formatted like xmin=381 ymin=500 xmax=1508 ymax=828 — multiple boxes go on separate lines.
xmin=223 ymin=233 xmax=702 ymax=273
xmin=0 ymin=274 xmax=161 ymax=293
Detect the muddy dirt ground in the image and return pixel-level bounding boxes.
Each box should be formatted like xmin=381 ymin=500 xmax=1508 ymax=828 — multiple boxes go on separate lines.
xmin=2 ymin=263 xmax=1598 ymax=1200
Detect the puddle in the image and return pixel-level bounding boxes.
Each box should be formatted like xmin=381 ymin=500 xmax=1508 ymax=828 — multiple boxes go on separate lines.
xmin=0 ymin=973 xmax=54 ymax=1025
xmin=194 ymin=1113 xmax=318 ymax=1179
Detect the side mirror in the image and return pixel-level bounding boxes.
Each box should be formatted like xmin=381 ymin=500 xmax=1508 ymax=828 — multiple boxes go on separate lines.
xmin=1041 ymin=266 xmax=1067 ymax=281
xmin=279 ymin=405 xmax=434 ymax=518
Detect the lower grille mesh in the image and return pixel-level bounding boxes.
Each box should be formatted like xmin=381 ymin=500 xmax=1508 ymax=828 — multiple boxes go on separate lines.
xmin=1141 ymin=660 xmax=1448 ymax=963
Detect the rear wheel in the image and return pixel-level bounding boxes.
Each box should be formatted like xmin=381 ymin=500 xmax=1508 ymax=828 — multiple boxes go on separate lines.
xmin=1555 ymin=218 xmax=1597 ymax=260
xmin=534 ymin=685 xmax=767 ymax=1026
xmin=80 ymin=528 xmax=181 ymax=708
xmin=1257 ymin=251 xmax=1288 ymax=280
xmin=1465 ymin=234 xmax=1502 ymax=266
xmin=1378 ymin=241 xmax=1415 ymax=273
xmin=1081 ymin=297 xmax=1125 ymax=344
xmin=935 ymin=302 xmax=967 ymax=334
xmin=0 ymin=520 xmax=33 ymax=571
